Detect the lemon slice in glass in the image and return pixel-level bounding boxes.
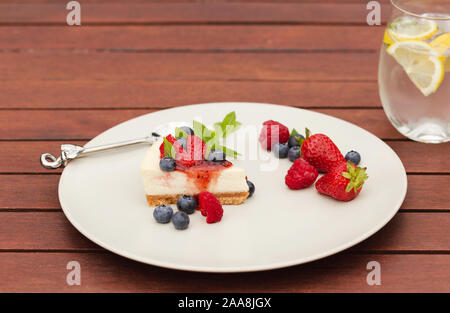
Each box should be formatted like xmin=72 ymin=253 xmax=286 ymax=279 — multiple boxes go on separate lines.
xmin=387 ymin=40 xmax=445 ymax=96
xmin=431 ymin=33 xmax=450 ymax=72
xmin=387 ymin=16 xmax=438 ymax=41
xmin=430 ymin=33 xmax=450 ymax=54
xmin=383 ymin=30 xmax=394 ymax=46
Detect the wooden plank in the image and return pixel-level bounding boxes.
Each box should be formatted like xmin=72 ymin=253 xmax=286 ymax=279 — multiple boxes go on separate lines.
xmin=0 ymin=3 xmax=390 ymax=24
xmin=3 ymin=174 xmax=448 ymax=211
xmin=0 ymin=253 xmax=447 ymax=292
xmin=387 ymin=141 xmax=450 ymax=174
xmin=0 ymin=52 xmax=378 ymax=81
xmin=0 ymin=212 xmax=448 ymax=251
xmin=0 ymin=212 xmax=99 ymax=250
xmin=0 ymin=175 xmax=61 ymax=209
xmin=0 ymin=109 xmax=396 ymax=140
xmin=0 ymin=25 xmax=383 ymax=50
xmin=0 ymin=81 xmax=381 ymax=109
xmin=0 ymin=141 xmax=86 ymax=173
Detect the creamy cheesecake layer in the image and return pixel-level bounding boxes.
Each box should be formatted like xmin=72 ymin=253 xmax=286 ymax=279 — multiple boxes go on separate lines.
xmin=141 ymin=139 xmax=249 ymax=197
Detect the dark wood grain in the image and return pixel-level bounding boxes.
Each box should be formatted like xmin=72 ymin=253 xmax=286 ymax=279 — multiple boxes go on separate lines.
xmin=0 ymin=25 xmax=383 ymax=50
xmin=0 ymin=253 xmax=447 ymax=292
xmin=0 ymin=212 xmax=448 ymax=251
xmin=2 ymin=174 xmax=448 ymax=211
xmin=0 ymin=109 xmax=398 ymax=140
xmin=0 ymin=3 xmax=390 ymax=24
xmin=0 ymin=52 xmax=378 ymax=81
xmin=0 ymin=81 xmax=381 ymax=109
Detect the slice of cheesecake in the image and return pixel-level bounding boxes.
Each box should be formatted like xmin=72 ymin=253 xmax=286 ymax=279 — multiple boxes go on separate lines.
xmin=141 ymin=139 xmax=249 ymax=206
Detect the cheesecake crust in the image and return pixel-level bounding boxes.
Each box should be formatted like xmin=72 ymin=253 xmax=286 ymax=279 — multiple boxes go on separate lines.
xmin=146 ymin=191 xmax=249 ymax=206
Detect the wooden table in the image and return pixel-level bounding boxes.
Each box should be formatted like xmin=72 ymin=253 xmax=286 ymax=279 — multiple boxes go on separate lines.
xmin=0 ymin=0 xmax=449 ymax=293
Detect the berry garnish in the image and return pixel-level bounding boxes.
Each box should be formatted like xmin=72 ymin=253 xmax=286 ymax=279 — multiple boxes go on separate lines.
xmin=288 ymin=134 xmax=305 ymax=148
xmin=288 ymin=146 xmax=301 ymax=162
xmin=153 ymin=205 xmax=173 ymax=224
xmin=345 ymin=150 xmax=361 ymax=166
xmin=198 ymin=191 xmax=224 ymax=224
xmin=207 ymin=149 xmax=226 ymax=162
xmin=172 ymin=211 xmax=190 ymax=230
xmin=159 ymin=157 xmax=176 ymax=172
xmin=285 ymin=158 xmax=318 ymax=190
xmin=273 ymin=143 xmax=289 ymax=158
xmin=177 ymin=195 xmax=197 ymax=214
xmin=177 ymin=137 xmax=187 ymax=150
xmin=258 ymin=120 xmax=290 ymax=151
xmin=159 ymin=134 xmax=183 ymax=159
xmin=246 ymin=180 xmax=255 ymax=198
xmin=179 ymin=126 xmax=194 ymax=136
xmin=315 ymin=161 xmax=368 ymax=201
xmin=301 ymin=129 xmax=345 ymax=173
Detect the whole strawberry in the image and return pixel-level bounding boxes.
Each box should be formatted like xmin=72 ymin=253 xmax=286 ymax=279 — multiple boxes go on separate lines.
xmin=259 ymin=120 xmax=290 ymax=151
xmin=285 ymin=158 xmax=318 ymax=190
xmin=315 ymin=161 xmax=368 ymax=201
xmin=301 ymin=129 xmax=345 ymax=173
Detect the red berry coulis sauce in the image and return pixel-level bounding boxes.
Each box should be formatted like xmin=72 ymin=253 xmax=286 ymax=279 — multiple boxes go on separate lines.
xmin=176 ymin=160 xmax=232 ymax=191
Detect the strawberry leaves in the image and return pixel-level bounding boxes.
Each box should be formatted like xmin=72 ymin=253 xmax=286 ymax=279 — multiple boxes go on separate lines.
xmin=342 ymin=161 xmax=368 ymax=193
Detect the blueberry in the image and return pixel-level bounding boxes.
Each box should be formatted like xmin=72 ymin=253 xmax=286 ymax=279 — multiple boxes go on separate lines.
xmin=207 ymin=149 xmax=226 ymax=162
xmin=177 ymin=138 xmax=187 ymax=150
xmin=288 ymin=134 xmax=305 ymax=148
xmin=345 ymin=150 xmax=361 ymax=166
xmin=179 ymin=126 xmax=194 ymax=136
xmin=288 ymin=146 xmax=301 ymax=162
xmin=177 ymin=195 xmax=197 ymax=214
xmin=159 ymin=157 xmax=176 ymax=172
xmin=273 ymin=143 xmax=289 ymax=158
xmin=247 ymin=180 xmax=255 ymax=198
xmin=172 ymin=211 xmax=190 ymax=230
xmin=153 ymin=205 xmax=173 ymax=224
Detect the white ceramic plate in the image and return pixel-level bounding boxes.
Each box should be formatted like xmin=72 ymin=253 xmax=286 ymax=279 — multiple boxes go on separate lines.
xmin=59 ymin=102 xmax=407 ymax=273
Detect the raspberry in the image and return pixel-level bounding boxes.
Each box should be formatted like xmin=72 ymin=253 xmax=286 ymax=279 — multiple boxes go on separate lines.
xmin=198 ymin=192 xmax=223 ymax=224
xmin=258 ymin=120 xmax=289 ymax=151
xmin=285 ymin=158 xmax=318 ymax=190
xmin=176 ymin=135 xmax=207 ymax=168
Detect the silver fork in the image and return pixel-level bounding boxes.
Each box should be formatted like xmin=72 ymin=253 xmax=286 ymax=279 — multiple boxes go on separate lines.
xmin=40 ymin=132 xmax=161 ymax=169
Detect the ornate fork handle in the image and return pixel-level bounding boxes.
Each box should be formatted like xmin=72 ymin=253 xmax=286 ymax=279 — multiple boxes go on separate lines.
xmin=40 ymin=132 xmax=160 ymax=169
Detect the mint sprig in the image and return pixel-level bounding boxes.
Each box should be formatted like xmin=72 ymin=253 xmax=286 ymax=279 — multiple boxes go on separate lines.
xmin=213 ymin=111 xmax=241 ymax=138
xmin=191 ymin=111 xmax=242 ymax=159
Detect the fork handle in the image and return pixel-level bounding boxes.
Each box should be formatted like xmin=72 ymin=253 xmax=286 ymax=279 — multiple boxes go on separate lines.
xmin=40 ymin=133 xmax=160 ymax=169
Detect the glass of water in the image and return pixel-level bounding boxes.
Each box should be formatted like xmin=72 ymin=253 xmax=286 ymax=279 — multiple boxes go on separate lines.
xmin=378 ymin=0 xmax=450 ymax=143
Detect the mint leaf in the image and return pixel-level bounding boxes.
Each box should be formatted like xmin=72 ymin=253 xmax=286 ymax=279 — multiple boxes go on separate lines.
xmin=214 ymin=111 xmax=241 ymax=138
xmin=216 ymin=144 xmax=241 ymax=158
xmin=163 ymin=137 xmax=176 ymax=159
xmin=175 ymin=127 xmax=188 ymax=139
xmin=193 ymin=120 xmax=215 ymax=142
xmin=291 ymin=128 xmax=299 ymax=136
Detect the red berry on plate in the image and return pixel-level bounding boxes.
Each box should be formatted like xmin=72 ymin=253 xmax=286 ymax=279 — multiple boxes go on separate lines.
xmin=159 ymin=134 xmax=183 ymax=159
xmin=285 ymin=158 xmax=318 ymax=190
xmin=198 ymin=191 xmax=223 ymax=224
xmin=315 ymin=161 xmax=368 ymax=201
xmin=259 ymin=120 xmax=289 ymax=151
xmin=301 ymin=131 xmax=345 ymax=173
